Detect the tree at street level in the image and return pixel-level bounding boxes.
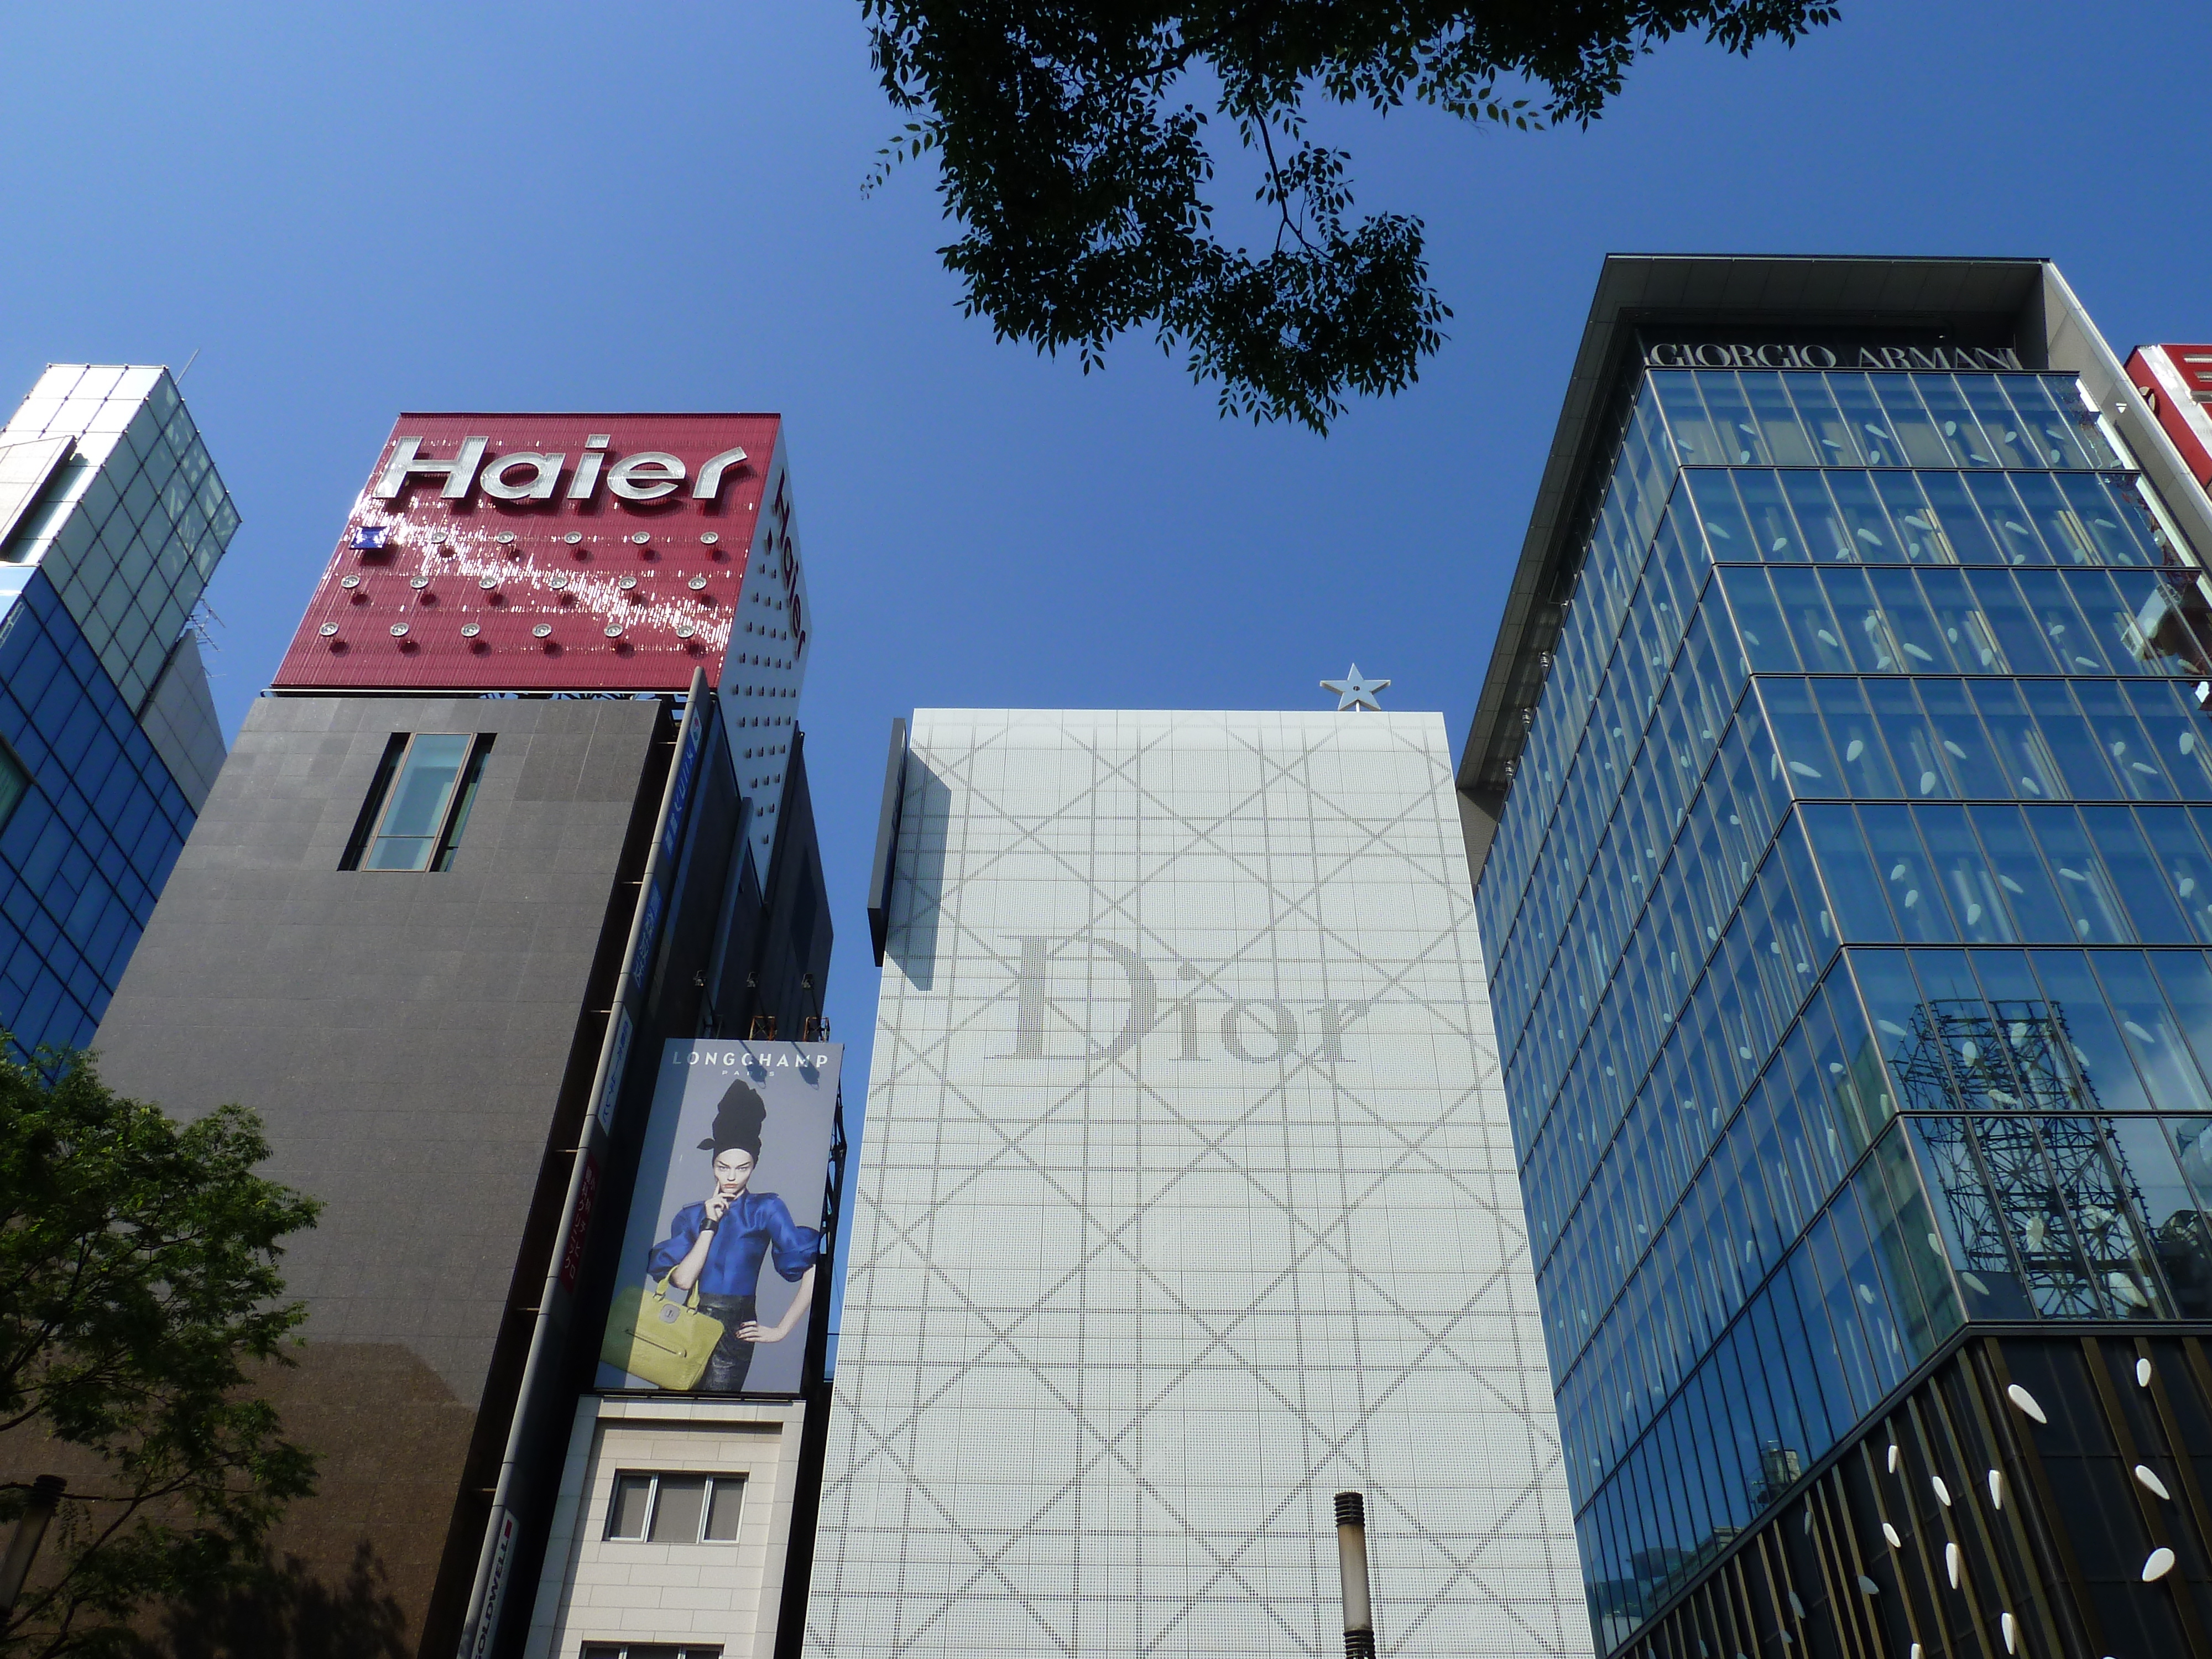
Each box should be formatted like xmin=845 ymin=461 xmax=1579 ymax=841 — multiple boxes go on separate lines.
xmin=0 ymin=1048 xmax=318 ymax=1657
xmin=863 ymin=0 xmax=1840 ymax=431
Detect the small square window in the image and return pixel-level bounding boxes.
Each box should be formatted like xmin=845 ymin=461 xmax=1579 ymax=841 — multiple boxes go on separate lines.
xmin=646 ymin=1477 xmax=706 ymax=1545
xmin=704 ymin=1477 xmax=743 ymax=1542
xmin=606 ymin=1474 xmax=654 ymax=1542
xmin=602 ymin=1473 xmax=744 ymax=1546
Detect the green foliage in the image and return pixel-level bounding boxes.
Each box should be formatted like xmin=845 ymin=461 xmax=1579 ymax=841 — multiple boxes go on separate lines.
xmin=862 ymin=0 xmax=1840 ymax=431
xmin=0 ymin=1048 xmax=319 ymax=1657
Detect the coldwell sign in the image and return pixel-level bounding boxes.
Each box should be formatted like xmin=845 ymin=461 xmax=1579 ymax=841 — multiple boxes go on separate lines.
xmin=273 ymin=413 xmax=805 ymax=695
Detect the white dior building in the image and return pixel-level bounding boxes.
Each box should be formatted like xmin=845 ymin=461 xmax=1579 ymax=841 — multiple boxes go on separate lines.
xmin=807 ymin=708 xmax=1592 ymax=1659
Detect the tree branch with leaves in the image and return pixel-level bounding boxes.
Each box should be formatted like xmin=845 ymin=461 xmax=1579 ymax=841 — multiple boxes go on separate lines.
xmin=0 ymin=1049 xmax=319 ymax=1658
xmin=863 ymin=0 xmax=1839 ymax=431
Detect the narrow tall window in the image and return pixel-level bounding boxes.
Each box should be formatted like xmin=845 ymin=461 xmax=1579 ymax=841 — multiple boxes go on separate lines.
xmin=0 ymin=739 xmax=26 ymax=833
xmin=431 ymin=735 xmax=489 ymax=870
xmin=345 ymin=733 xmax=492 ymax=871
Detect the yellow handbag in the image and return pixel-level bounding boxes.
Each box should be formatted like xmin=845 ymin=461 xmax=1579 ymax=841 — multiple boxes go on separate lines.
xmin=601 ymin=1276 xmax=726 ymax=1391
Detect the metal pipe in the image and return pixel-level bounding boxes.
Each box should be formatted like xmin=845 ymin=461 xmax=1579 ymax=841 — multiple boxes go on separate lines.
xmin=0 ymin=1476 xmax=65 ymax=1614
xmin=1335 ymin=1490 xmax=1375 ymax=1659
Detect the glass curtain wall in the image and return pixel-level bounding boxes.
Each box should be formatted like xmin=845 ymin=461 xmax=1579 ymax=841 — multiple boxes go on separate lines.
xmin=1475 ymin=363 xmax=2212 ymax=1649
xmin=0 ymin=364 xmax=239 ymax=1060
xmin=3 ymin=366 xmax=237 ymax=711
xmin=0 ymin=574 xmax=194 ymax=1056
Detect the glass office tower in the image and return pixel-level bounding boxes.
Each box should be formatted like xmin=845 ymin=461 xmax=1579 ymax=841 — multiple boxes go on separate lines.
xmin=0 ymin=364 xmax=236 ymax=1057
xmin=1460 ymin=259 xmax=2212 ymax=1659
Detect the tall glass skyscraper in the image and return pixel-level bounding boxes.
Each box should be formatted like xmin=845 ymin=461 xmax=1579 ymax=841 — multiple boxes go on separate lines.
xmin=0 ymin=364 xmax=236 ymax=1057
xmin=1460 ymin=259 xmax=2212 ymax=1659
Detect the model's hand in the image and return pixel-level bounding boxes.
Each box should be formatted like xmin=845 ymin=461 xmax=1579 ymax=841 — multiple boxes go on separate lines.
xmin=703 ymin=1193 xmax=732 ymax=1223
xmin=735 ymin=1320 xmax=768 ymax=1342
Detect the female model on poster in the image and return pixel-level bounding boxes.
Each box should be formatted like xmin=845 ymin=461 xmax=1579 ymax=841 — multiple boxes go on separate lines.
xmin=647 ymin=1081 xmax=820 ymax=1393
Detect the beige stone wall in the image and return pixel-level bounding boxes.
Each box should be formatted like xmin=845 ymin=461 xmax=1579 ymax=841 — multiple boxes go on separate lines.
xmin=524 ymin=1396 xmax=806 ymax=1659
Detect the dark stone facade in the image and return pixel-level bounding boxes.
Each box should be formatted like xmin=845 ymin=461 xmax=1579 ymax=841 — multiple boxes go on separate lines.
xmin=92 ymin=693 xmax=672 ymax=1655
xmin=86 ymin=687 xmax=836 ymax=1657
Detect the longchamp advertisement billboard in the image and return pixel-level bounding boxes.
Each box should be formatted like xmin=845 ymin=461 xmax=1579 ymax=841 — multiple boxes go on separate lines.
xmin=599 ymin=1040 xmax=841 ymax=1397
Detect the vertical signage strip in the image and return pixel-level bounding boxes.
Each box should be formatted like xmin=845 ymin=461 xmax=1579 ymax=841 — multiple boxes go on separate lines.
xmin=454 ymin=667 xmax=710 ymax=1659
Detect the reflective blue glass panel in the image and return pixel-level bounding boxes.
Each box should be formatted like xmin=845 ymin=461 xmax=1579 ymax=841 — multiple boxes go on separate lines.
xmin=0 ymin=571 xmax=194 ymax=1060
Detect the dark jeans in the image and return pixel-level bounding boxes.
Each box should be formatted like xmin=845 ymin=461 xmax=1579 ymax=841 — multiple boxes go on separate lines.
xmin=696 ymin=1293 xmax=757 ymax=1393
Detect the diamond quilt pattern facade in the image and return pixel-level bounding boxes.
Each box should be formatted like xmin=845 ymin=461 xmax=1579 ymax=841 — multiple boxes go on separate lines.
xmin=806 ymin=708 xmax=1591 ymax=1659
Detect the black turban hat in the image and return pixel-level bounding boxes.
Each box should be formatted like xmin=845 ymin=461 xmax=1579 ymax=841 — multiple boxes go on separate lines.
xmin=700 ymin=1079 xmax=768 ymax=1160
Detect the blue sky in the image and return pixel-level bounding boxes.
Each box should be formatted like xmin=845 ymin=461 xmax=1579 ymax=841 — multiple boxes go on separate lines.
xmin=4 ymin=2 xmax=2206 ymax=1231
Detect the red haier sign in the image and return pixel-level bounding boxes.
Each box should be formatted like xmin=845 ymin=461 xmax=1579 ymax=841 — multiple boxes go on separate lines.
xmin=273 ymin=413 xmax=794 ymax=692
xmin=2127 ymin=346 xmax=2212 ymax=492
